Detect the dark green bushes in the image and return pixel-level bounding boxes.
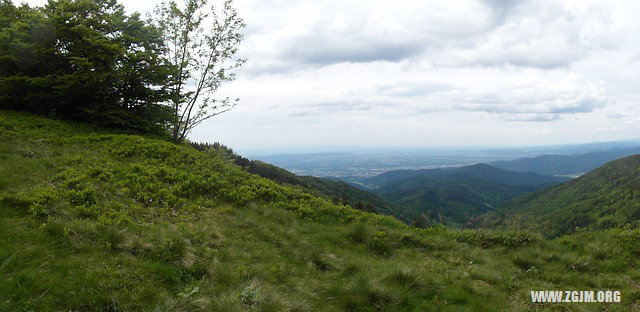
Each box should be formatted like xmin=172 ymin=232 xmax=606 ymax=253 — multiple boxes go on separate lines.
xmin=452 ymin=229 xmax=543 ymax=248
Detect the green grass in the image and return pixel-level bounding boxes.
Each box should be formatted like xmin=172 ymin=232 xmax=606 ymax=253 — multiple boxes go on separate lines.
xmin=1 ymin=111 xmax=640 ymax=310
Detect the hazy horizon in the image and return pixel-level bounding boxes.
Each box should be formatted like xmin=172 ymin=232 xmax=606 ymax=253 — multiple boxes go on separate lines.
xmin=239 ymin=138 xmax=640 ymax=157
xmin=16 ymin=0 xmax=640 ymax=151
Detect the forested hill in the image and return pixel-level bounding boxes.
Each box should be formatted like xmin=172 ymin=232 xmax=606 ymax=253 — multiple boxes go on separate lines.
xmin=362 ymin=163 xmax=568 ymax=189
xmin=477 ymin=154 xmax=640 ymax=236
xmin=3 ymin=111 xmax=640 ymax=310
xmin=368 ymin=164 xmax=568 ymax=227
xmin=489 ymin=147 xmax=640 ymax=177
xmin=374 ymin=177 xmax=535 ymax=228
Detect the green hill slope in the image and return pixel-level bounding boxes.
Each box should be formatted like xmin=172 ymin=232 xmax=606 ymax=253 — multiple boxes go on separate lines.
xmin=367 ymin=164 xmax=567 ymax=227
xmin=190 ymin=143 xmax=407 ymax=222
xmin=363 ymin=163 xmax=568 ymax=189
xmin=1 ymin=111 xmax=640 ymax=311
xmin=490 ymin=147 xmax=640 ymax=177
xmin=374 ymin=176 xmax=533 ymax=227
xmin=478 ymin=155 xmax=640 ymax=236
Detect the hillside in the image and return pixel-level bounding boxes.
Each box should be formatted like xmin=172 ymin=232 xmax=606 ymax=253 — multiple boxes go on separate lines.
xmin=374 ymin=176 xmax=534 ymax=227
xmin=363 ymin=163 xmax=568 ymax=189
xmin=490 ymin=147 xmax=640 ymax=177
xmin=363 ymin=164 xmax=567 ymax=227
xmin=2 ymin=112 xmax=640 ymax=311
xmin=191 ymin=143 xmax=406 ymax=221
xmin=478 ymin=155 xmax=640 ymax=236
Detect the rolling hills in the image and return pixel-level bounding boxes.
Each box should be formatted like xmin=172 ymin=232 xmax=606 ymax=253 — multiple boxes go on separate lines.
xmin=490 ymin=147 xmax=640 ymax=177
xmin=478 ymin=154 xmax=640 ymax=236
xmin=373 ymin=177 xmax=533 ymax=227
xmin=365 ymin=164 xmax=568 ymax=226
xmin=362 ymin=163 xmax=568 ymax=189
xmin=1 ymin=111 xmax=640 ymax=310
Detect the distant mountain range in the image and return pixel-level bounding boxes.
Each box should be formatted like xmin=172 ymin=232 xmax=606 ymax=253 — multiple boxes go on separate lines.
xmin=245 ymin=143 xmax=640 ymax=230
xmin=363 ymin=164 xmax=568 ymax=227
xmin=363 ymin=163 xmax=567 ymax=189
xmin=476 ymin=154 xmax=640 ymax=236
xmin=489 ymin=146 xmax=640 ymax=177
xmin=249 ymin=140 xmax=640 ymax=178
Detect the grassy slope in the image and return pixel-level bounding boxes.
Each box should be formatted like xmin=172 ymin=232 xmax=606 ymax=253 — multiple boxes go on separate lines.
xmin=197 ymin=147 xmax=407 ymax=222
xmin=1 ymin=111 xmax=640 ymax=311
xmin=478 ymin=155 xmax=640 ymax=237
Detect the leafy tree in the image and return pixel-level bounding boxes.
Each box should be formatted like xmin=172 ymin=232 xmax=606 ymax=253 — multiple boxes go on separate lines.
xmin=0 ymin=1 xmax=56 ymax=110
xmin=153 ymin=0 xmax=246 ymax=143
xmin=44 ymin=0 xmax=172 ymax=132
xmin=0 ymin=0 xmax=172 ymax=134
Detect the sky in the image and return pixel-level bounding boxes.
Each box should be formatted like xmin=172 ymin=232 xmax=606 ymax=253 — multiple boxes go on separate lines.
xmin=17 ymin=0 xmax=640 ymax=153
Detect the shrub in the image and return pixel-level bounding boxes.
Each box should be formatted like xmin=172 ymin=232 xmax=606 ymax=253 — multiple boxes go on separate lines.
xmin=17 ymin=187 xmax=60 ymax=218
xmin=452 ymin=229 xmax=543 ymax=248
xmin=386 ymin=267 xmax=422 ymax=288
xmin=367 ymin=230 xmax=394 ymax=256
xmin=347 ymin=223 xmax=371 ymax=244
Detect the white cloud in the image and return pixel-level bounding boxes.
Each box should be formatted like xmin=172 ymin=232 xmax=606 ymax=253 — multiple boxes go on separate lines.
xmin=11 ymin=0 xmax=640 ymax=150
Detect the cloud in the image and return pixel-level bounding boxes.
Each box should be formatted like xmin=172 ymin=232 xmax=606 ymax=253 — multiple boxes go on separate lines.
xmin=262 ymin=70 xmax=608 ymax=123
xmin=430 ymin=1 xmax=624 ymax=69
xmin=607 ymin=112 xmax=633 ymax=119
xmin=502 ymin=113 xmax=561 ymax=122
xmin=239 ymin=0 xmax=625 ymax=77
xmin=375 ymin=80 xmax=453 ymax=98
xmin=200 ymin=0 xmax=640 ymax=149
xmin=238 ymin=0 xmax=496 ymax=74
xmin=283 ymin=38 xmax=423 ymax=65
xmin=427 ymin=76 xmax=609 ymax=122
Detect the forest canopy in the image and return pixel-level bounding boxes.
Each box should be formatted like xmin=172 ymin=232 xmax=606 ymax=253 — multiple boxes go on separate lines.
xmin=0 ymin=0 xmax=243 ymax=138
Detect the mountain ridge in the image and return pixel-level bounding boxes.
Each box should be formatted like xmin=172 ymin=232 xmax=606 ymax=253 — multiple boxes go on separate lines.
xmin=490 ymin=147 xmax=640 ymax=176
xmin=362 ymin=163 xmax=568 ymax=189
xmin=476 ymin=154 xmax=640 ymax=236
xmin=363 ymin=163 xmax=568 ymax=226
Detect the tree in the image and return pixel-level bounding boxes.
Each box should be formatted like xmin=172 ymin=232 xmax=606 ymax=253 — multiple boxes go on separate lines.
xmin=154 ymin=0 xmax=245 ymax=143
xmin=0 ymin=1 xmax=57 ymax=111
xmin=0 ymin=0 xmax=172 ymax=134
xmin=44 ymin=0 xmax=172 ymax=132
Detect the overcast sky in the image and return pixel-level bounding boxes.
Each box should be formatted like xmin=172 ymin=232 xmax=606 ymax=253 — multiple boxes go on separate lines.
xmin=18 ymin=0 xmax=640 ymax=153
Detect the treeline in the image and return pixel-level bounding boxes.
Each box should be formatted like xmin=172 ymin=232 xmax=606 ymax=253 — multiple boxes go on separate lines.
xmin=0 ymin=0 xmax=244 ymax=139
xmin=0 ymin=0 xmax=171 ymax=133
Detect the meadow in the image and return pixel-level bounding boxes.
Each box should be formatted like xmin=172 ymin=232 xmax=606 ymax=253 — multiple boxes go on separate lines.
xmin=1 ymin=111 xmax=639 ymax=311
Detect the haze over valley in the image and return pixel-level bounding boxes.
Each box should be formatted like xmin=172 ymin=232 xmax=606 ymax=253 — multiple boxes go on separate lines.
xmin=251 ymin=141 xmax=640 ymax=178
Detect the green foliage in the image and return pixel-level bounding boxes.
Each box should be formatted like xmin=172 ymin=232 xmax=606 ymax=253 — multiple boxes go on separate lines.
xmin=192 ymin=141 xmax=404 ymax=220
xmin=240 ymin=281 xmax=265 ymax=309
xmin=0 ymin=0 xmax=171 ymax=133
xmin=153 ymin=0 xmax=246 ymax=142
xmin=371 ymin=164 xmax=567 ymax=227
xmin=365 ymin=163 xmax=568 ymax=189
xmin=2 ymin=112 xmax=640 ymax=311
xmin=481 ymin=155 xmax=640 ymax=236
xmin=452 ymin=229 xmax=543 ymax=248
xmin=376 ymin=177 xmax=532 ymax=227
